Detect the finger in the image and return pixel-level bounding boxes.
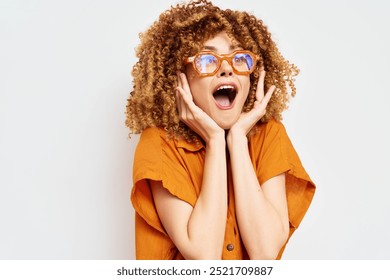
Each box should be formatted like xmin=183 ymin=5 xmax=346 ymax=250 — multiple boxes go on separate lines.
xmin=177 ymin=86 xmax=198 ymax=113
xmin=176 ymin=72 xmax=183 ymax=89
xmin=179 ymin=73 xmax=193 ymax=101
xmin=176 ymin=73 xmax=183 ymax=109
xmin=260 ymin=85 xmax=276 ymax=108
xmin=176 ymin=73 xmax=190 ymax=119
xmin=265 ymin=85 xmax=276 ymax=101
xmin=176 ymin=88 xmax=185 ymax=119
xmin=238 ymin=85 xmax=276 ymax=133
xmin=177 ymin=73 xmax=198 ymax=113
xmin=255 ymin=68 xmax=266 ymax=102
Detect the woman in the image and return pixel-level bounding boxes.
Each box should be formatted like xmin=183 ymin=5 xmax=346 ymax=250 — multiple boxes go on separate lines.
xmin=126 ymin=0 xmax=315 ymax=260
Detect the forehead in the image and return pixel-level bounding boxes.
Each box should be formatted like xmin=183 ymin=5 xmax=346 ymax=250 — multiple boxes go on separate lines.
xmin=202 ymin=31 xmax=242 ymax=53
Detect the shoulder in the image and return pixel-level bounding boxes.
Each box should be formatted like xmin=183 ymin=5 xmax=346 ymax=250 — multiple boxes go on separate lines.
xmin=134 ymin=127 xmax=170 ymax=171
xmin=249 ymin=119 xmax=288 ymax=146
xmin=137 ymin=126 xmax=203 ymax=154
xmin=138 ymin=126 xmax=165 ymax=145
xmin=259 ymin=119 xmax=286 ymax=136
xmin=136 ymin=127 xmax=174 ymax=153
xmin=135 ymin=126 xmax=203 ymax=167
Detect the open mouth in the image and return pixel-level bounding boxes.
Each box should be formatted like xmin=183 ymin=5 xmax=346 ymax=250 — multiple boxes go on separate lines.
xmin=212 ymin=85 xmax=237 ymax=109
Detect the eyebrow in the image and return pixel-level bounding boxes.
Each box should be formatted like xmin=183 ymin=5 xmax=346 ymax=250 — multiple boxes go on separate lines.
xmin=203 ymin=44 xmax=243 ymax=52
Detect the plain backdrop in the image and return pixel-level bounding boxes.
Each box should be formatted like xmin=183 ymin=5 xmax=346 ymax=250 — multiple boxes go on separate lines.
xmin=1 ymin=0 xmax=390 ymax=260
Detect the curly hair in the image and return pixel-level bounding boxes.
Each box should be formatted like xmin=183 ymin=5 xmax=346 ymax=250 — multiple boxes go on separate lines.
xmin=125 ymin=0 xmax=299 ymax=142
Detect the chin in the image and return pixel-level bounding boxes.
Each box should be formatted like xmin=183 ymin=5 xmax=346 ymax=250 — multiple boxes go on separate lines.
xmin=215 ymin=115 xmax=239 ymax=130
xmin=219 ymin=123 xmax=232 ymax=130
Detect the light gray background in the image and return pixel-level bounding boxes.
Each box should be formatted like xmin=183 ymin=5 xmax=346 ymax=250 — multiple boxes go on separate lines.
xmin=1 ymin=0 xmax=389 ymax=259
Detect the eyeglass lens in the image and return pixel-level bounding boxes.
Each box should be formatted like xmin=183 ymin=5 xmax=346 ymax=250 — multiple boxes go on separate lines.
xmin=194 ymin=53 xmax=254 ymax=74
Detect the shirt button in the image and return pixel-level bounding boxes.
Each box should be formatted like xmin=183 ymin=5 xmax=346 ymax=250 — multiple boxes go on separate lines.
xmin=226 ymin=244 xmax=234 ymax=251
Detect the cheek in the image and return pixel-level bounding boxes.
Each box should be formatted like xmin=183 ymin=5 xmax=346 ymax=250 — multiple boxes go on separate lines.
xmin=244 ymin=77 xmax=251 ymax=90
xmin=186 ymin=77 xmax=205 ymax=105
xmin=240 ymin=78 xmax=251 ymax=99
xmin=185 ymin=71 xmax=211 ymax=103
xmin=185 ymin=66 xmax=198 ymax=81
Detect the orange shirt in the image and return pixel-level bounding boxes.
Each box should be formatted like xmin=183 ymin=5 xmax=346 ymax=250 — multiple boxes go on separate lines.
xmin=131 ymin=119 xmax=315 ymax=259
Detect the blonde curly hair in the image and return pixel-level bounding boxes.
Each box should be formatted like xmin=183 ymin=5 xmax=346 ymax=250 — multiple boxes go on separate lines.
xmin=125 ymin=0 xmax=299 ymax=142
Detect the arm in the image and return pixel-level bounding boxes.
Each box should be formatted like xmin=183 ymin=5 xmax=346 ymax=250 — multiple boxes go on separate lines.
xmin=227 ymin=133 xmax=289 ymax=259
xmin=151 ymin=136 xmax=226 ymax=259
xmin=226 ymin=69 xmax=289 ymax=259
xmin=150 ymin=73 xmax=227 ymax=259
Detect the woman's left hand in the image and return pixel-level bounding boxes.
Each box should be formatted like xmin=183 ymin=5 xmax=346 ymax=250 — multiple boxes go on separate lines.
xmin=228 ymin=69 xmax=275 ymax=140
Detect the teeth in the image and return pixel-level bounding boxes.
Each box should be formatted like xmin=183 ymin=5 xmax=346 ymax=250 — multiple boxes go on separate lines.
xmin=216 ymin=85 xmax=235 ymax=91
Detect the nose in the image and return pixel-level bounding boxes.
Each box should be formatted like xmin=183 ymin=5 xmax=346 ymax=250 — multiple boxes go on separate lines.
xmin=217 ymin=60 xmax=233 ymax=77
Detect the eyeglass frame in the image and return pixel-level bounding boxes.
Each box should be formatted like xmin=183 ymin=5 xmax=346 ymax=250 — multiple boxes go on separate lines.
xmin=184 ymin=50 xmax=260 ymax=77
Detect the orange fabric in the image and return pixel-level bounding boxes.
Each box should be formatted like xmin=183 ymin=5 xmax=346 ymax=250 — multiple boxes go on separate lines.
xmin=131 ymin=119 xmax=315 ymax=259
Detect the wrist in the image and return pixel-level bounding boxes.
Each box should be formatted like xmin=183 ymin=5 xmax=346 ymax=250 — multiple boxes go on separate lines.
xmin=226 ymin=129 xmax=248 ymax=150
xmin=206 ymin=131 xmax=226 ymax=148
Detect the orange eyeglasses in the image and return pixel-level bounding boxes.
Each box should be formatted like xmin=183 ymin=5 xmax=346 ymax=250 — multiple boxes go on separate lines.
xmin=184 ymin=50 xmax=259 ymax=77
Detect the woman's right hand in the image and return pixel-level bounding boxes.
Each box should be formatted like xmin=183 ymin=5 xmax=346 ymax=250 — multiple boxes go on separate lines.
xmin=176 ymin=72 xmax=225 ymax=144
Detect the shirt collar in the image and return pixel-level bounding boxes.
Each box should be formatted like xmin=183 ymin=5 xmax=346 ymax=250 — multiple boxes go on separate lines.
xmin=175 ymin=137 xmax=204 ymax=152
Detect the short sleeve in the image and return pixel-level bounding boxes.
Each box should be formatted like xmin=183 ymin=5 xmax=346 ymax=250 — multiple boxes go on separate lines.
xmin=250 ymin=120 xmax=316 ymax=229
xmin=131 ymin=127 xmax=199 ymax=235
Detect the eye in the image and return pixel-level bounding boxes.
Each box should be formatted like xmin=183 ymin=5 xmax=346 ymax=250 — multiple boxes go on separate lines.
xmin=233 ymin=54 xmax=254 ymax=70
xmin=233 ymin=55 xmax=247 ymax=64
xmin=195 ymin=54 xmax=219 ymax=73
xmin=201 ymin=55 xmax=218 ymax=64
